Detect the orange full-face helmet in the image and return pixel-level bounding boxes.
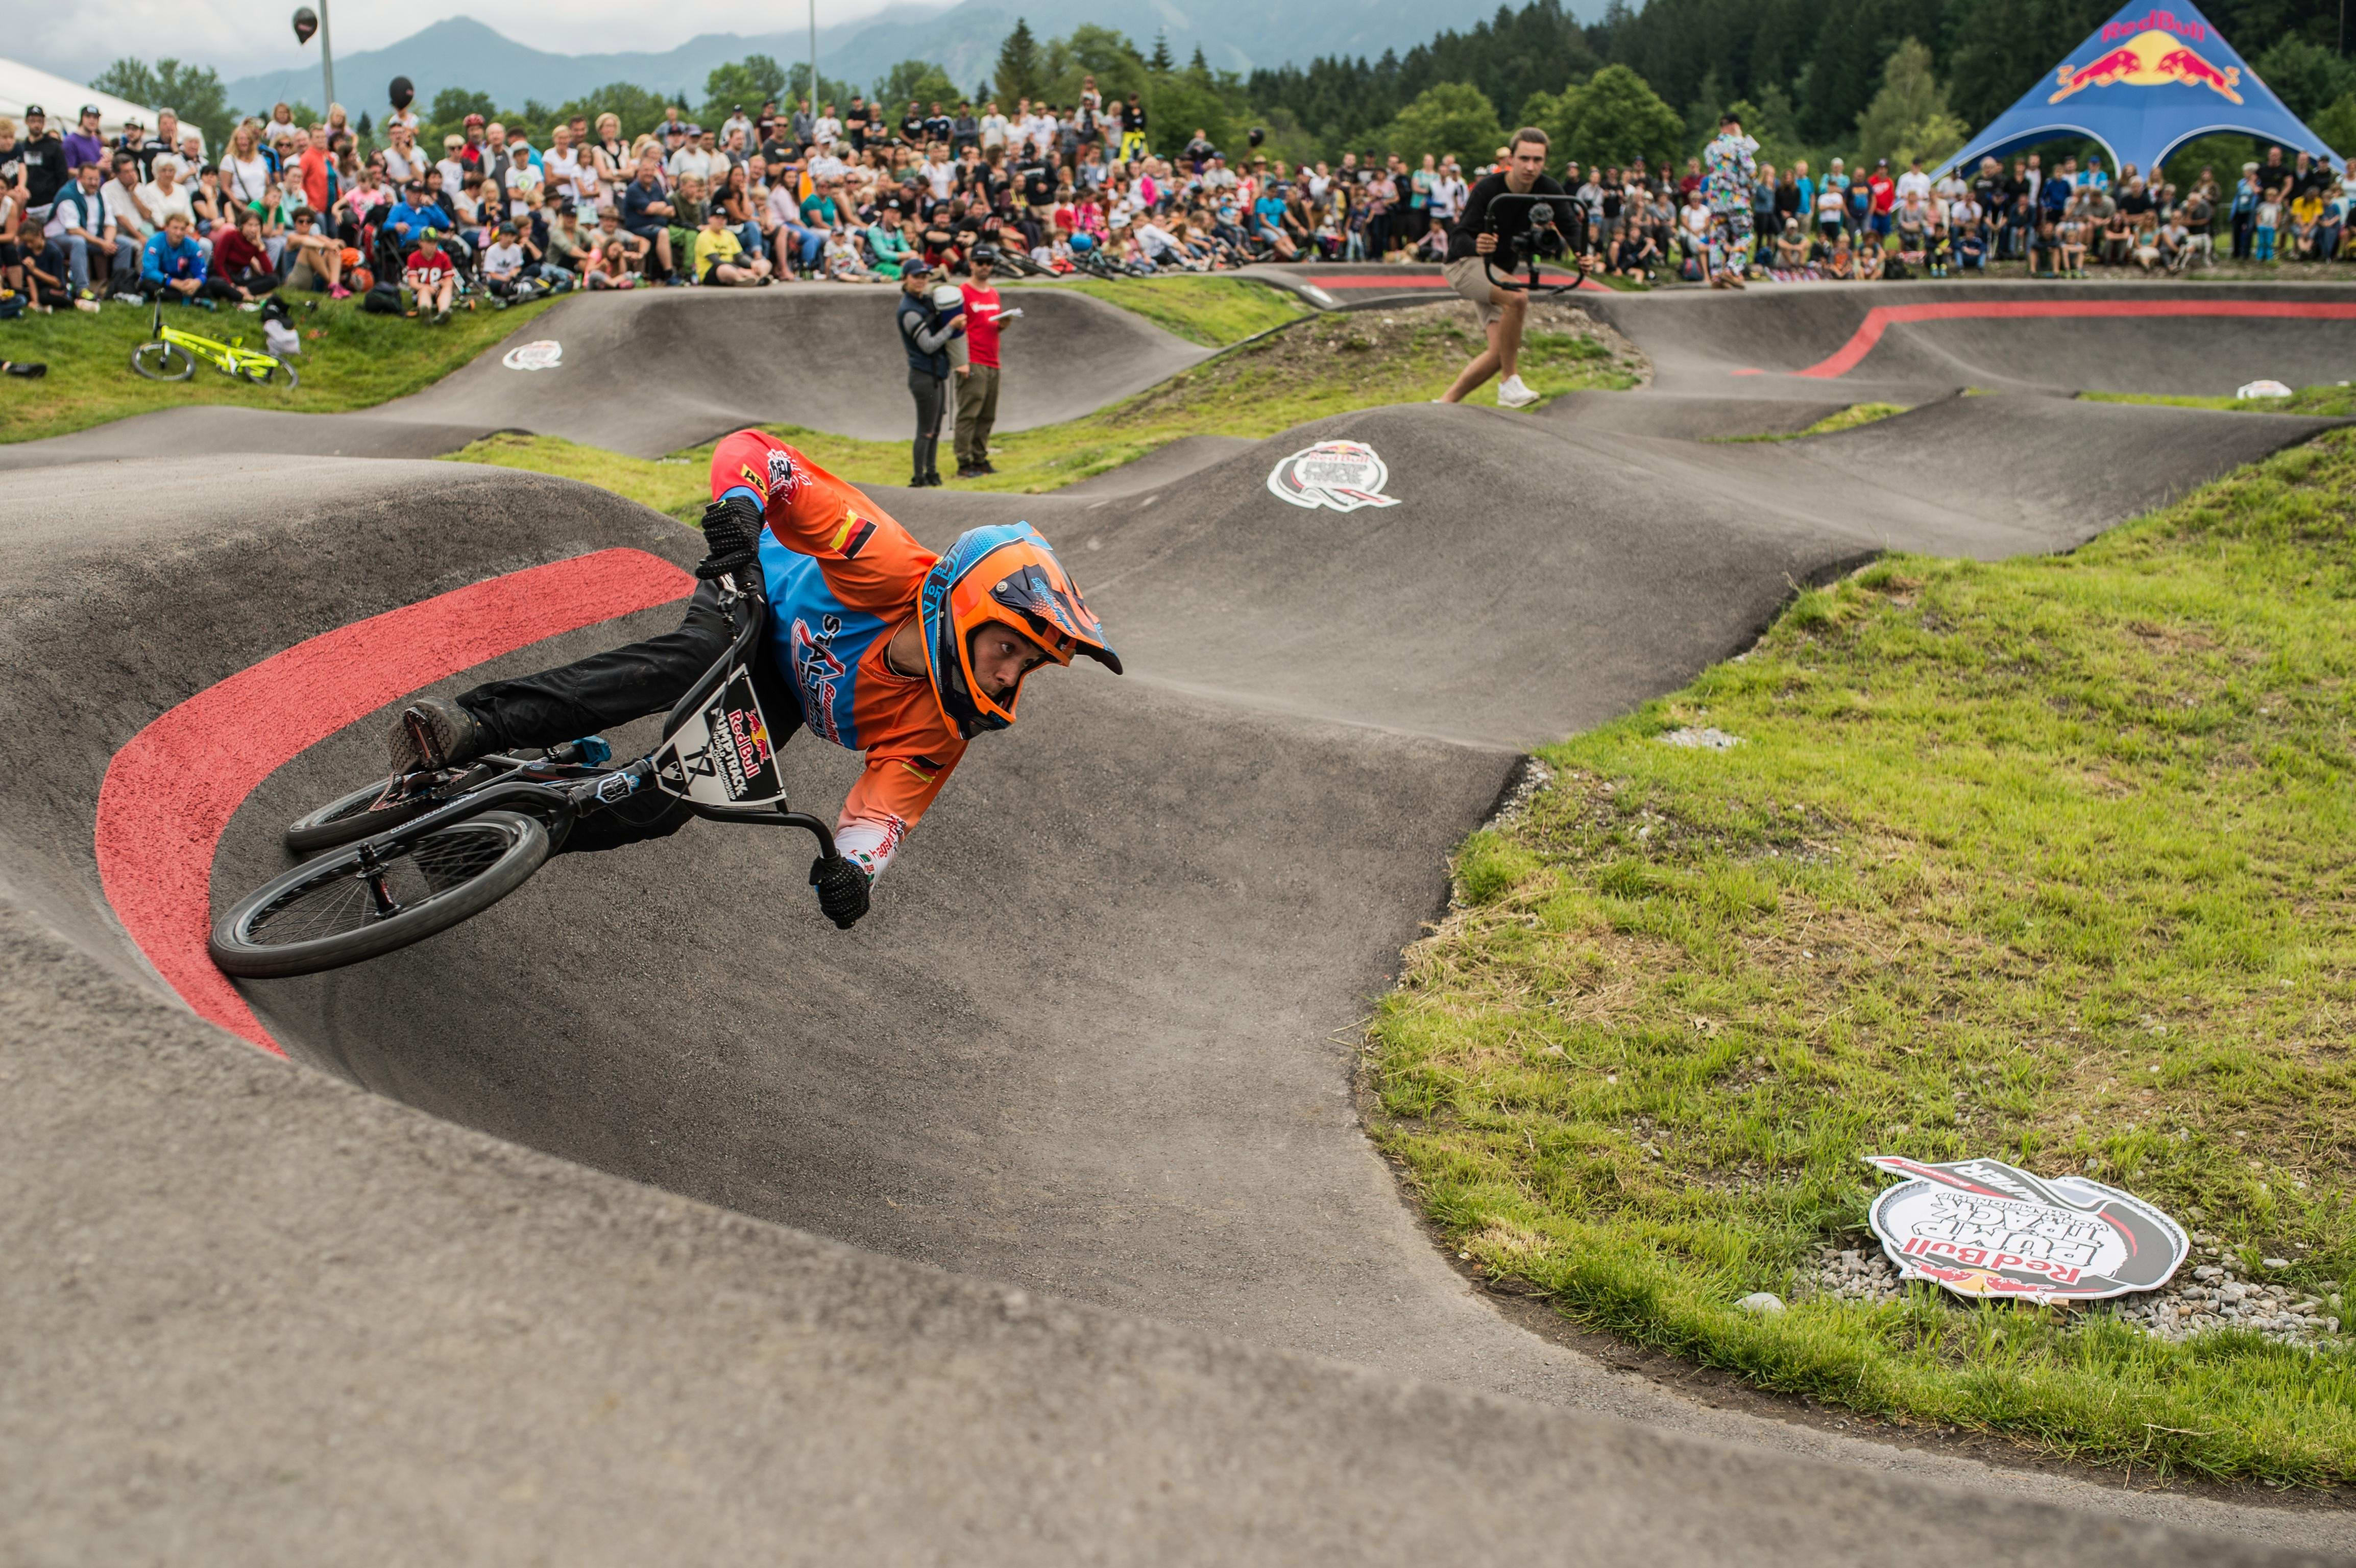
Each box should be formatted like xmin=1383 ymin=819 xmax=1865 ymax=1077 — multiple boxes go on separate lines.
xmin=918 ymin=523 xmax=1121 ymax=738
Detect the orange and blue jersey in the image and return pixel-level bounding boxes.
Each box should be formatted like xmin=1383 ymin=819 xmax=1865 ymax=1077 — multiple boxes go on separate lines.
xmin=712 ymin=429 xmax=964 ymax=880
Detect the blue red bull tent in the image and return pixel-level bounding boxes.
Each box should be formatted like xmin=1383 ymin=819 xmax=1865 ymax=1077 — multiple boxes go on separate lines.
xmin=1936 ymin=1 xmax=2341 ymax=178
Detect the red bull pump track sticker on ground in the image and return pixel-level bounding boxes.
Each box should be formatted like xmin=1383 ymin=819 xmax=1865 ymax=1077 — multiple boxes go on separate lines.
xmin=1865 ymin=1155 xmax=2189 ymax=1303
xmin=1266 ymin=440 xmax=1400 ymax=513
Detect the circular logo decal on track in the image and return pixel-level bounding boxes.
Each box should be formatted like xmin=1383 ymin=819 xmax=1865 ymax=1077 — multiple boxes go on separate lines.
xmin=502 ymin=340 xmax=563 ymax=372
xmin=1865 ymin=1154 xmax=2188 ymax=1304
xmin=1266 ymin=439 xmax=1399 ymax=512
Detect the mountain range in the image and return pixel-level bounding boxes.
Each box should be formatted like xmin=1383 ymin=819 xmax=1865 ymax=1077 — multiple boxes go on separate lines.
xmin=221 ymin=2 xmax=1473 ymax=117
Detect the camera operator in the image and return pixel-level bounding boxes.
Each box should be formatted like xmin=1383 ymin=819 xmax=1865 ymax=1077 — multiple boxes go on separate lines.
xmin=1438 ymin=126 xmax=1563 ymax=408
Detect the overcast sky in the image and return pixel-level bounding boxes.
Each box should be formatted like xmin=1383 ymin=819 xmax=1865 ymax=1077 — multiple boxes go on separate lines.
xmin=20 ymin=0 xmax=897 ymax=84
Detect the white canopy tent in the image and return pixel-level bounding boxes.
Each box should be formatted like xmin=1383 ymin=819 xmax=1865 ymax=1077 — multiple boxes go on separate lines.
xmin=0 ymin=56 xmax=182 ymax=147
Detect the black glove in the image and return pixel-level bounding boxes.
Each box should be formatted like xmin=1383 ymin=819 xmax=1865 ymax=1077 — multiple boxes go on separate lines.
xmin=695 ymin=494 xmax=765 ymax=580
xmin=810 ymin=854 xmax=870 ymax=929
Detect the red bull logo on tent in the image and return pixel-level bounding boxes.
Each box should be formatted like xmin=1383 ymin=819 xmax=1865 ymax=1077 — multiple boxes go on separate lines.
xmin=2050 ymin=28 xmax=2242 ymax=104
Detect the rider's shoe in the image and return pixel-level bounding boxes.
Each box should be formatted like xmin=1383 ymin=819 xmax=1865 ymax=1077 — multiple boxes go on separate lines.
xmin=1496 ymin=374 xmax=1540 ymax=409
xmin=388 ymin=696 xmax=490 ymax=776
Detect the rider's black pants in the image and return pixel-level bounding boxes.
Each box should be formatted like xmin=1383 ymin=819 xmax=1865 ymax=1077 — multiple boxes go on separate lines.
xmin=454 ymin=579 xmax=804 ymax=854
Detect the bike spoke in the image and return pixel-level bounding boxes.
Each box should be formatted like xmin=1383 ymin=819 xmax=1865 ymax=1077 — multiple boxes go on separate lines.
xmin=243 ymin=822 xmax=515 ymax=947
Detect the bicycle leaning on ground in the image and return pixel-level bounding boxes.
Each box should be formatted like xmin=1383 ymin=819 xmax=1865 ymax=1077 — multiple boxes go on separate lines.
xmin=130 ymin=302 xmax=299 ymax=389
xmin=209 ymin=563 xmax=858 ymax=978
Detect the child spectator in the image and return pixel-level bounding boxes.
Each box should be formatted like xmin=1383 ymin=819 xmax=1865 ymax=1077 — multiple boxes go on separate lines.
xmin=823 ymin=224 xmax=879 ymax=280
xmin=480 ymin=220 xmax=526 ymax=292
xmin=405 ymin=227 xmax=458 ymax=323
xmin=2253 ymin=186 xmax=2281 ymax=261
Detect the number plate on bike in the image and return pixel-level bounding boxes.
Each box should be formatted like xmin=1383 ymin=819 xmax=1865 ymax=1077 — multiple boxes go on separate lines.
xmin=651 ymin=666 xmax=786 ymax=806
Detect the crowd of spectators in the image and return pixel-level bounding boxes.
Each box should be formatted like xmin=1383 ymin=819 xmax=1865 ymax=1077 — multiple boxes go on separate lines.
xmin=8 ymin=74 xmax=2356 ymax=330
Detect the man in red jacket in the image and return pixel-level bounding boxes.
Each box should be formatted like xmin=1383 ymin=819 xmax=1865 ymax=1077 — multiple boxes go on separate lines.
xmin=953 ymin=243 xmax=1018 ymax=478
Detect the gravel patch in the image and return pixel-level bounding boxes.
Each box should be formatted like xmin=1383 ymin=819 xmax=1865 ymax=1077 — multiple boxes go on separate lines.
xmin=1803 ymin=1238 xmax=2347 ymax=1350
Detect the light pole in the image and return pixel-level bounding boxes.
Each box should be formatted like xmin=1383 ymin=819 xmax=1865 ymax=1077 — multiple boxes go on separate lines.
xmin=320 ymin=0 xmax=337 ymax=111
xmin=809 ymin=0 xmax=817 ymax=120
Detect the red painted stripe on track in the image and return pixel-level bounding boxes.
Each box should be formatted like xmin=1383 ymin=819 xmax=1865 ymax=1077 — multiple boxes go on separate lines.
xmin=1797 ymin=299 xmax=2356 ymax=379
xmin=96 ymin=548 xmax=695 ymax=1054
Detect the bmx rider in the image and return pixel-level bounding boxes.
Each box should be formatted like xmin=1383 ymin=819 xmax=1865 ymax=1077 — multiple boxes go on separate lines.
xmin=386 ymin=429 xmax=1120 ymax=926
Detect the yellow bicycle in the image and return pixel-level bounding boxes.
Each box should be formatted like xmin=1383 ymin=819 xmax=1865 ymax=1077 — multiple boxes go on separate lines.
xmin=130 ymin=302 xmax=299 ymax=389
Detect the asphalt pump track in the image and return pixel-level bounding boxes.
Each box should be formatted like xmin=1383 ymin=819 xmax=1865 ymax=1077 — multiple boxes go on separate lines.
xmin=5 ymin=280 xmax=2352 ymax=1563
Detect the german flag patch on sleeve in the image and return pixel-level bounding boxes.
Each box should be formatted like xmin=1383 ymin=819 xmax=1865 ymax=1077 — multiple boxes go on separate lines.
xmin=829 ymin=510 xmax=878 ymax=559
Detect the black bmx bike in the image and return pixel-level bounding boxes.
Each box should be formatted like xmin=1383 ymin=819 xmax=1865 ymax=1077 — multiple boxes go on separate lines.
xmin=209 ymin=566 xmax=855 ymax=979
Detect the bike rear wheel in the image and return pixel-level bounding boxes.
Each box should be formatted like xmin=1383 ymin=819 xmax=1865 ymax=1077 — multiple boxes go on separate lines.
xmin=245 ymin=357 xmax=299 ymax=390
xmin=283 ymin=777 xmax=440 ymax=855
xmin=131 ymin=341 xmax=195 ymax=381
xmin=211 ymin=810 xmax=549 ymax=978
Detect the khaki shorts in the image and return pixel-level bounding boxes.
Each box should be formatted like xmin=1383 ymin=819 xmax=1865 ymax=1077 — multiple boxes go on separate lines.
xmin=1443 ymin=254 xmax=1503 ymax=326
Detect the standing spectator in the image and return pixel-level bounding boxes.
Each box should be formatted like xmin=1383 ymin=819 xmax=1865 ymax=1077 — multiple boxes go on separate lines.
xmin=954 ymin=245 xmax=1015 ymax=478
xmin=220 ymin=123 xmax=271 ymax=211
xmin=2231 ymin=161 xmax=2261 ymax=259
xmin=1866 ymin=160 xmax=1896 ymax=242
xmin=897 ymin=256 xmax=957 ymax=486
xmin=16 ymin=107 xmax=70 ymax=223
xmin=1701 ymin=111 xmax=1758 ymax=283
xmin=952 ymin=103 xmax=980 ymax=155
xmin=63 ymin=105 xmax=106 ymax=174
xmin=1439 ymin=128 xmax=1558 ymax=408
xmin=543 ymin=124 xmax=585 ymax=209
xmin=405 ymin=227 xmax=458 ymax=323
xmin=2253 ymin=184 xmax=2281 ymax=261
xmin=298 ymin=124 xmax=340 ymax=217
xmin=381 ymin=119 xmax=427 ymax=187
xmin=1428 ymin=156 xmax=1467 ymax=238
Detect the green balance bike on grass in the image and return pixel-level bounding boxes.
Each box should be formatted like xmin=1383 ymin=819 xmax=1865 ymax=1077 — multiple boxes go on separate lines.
xmin=130 ymin=301 xmax=299 ymax=389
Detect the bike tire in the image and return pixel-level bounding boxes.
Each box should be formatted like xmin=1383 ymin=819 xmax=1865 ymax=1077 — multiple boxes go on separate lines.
xmin=131 ymin=341 xmax=195 ymax=381
xmin=282 ymin=777 xmax=439 ymax=855
xmin=247 ymin=357 xmax=299 ymax=390
xmin=210 ymin=810 xmax=549 ymax=978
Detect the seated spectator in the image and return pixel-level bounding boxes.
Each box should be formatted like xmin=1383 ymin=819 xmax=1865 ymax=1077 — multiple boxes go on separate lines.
xmin=2132 ymin=212 xmax=2166 ymax=272
xmin=1770 ymin=218 xmax=1812 ymax=279
xmin=101 ymin=151 xmax=158 ymax=296
xmin=587 ymin=209 xmax=646 ymax=287
xmin=619 ymin=154 xmax=681 ymax=280
xmin=694 ymin=206 xmax=772 ymax=285
xmin=280 ymin=208 xmax=350 ymax=296
xmin=1854 ymin=232 xmax=1885 ymax=280
xmin=2099 ymin=205 xmax=2133 ymax=265
xmin=52 ymin=162 xmax=119 ymax=307
xmin=1825 ymin=230 xmax=1855 ymax=279
xmin=141 ymin=211 xmax=237 ymax=304
xmin=405 ymin=228 xmax=458 ymax=323
xmin=822 ymin=224 xmax=879 ymax=280
xmin=545 ymin=202 xmax=593 ymax=284
xmin=479 ymin=220 xmax=526 ymax=292
xmin=865 ymin=202 xmax=915 ymax=276
xmin=209 ymin=206 xmax=277 ymax=303
xmin=2057 ymin=210 xmax=2088 ymax=276
xmin=1955 ymin=217 xmax=1987 ymax=274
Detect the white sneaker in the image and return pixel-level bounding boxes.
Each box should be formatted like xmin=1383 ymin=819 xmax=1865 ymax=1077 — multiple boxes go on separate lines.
xmin=1496 ymin=375 xmax=1539 ymax=408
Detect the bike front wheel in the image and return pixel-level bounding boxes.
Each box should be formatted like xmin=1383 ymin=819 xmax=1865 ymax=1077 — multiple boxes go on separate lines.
xmin=282 ymin=776 xmax=439 ymax=855
xmin=131 ymin=341 xmax=195 ymax=381
xmin=244 ymin=357 xmax=299 ymax=390
xmin=211 ymin=810 xmax=549 ymax=978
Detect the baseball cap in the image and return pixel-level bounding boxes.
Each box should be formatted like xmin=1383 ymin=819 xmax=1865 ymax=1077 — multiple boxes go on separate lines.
xmin=902 ymin=256 xmax=933 ymax=275
xmin=418 ymin=226 xmax=441 ymax=241
xmin=23 ymin=104 xmax=44 ymax=117
xmin=81 ymin=104 xmax=101 ymax=118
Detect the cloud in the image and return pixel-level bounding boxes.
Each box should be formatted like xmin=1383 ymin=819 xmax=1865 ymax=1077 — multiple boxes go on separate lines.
xmin=19 ymin=0 xmax=900 ymax=83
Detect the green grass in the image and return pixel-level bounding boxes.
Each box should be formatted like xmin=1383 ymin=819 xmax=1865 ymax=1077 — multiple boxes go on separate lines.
xmin=449 ymin=306 xmax=1638 ymax=506
xmin=1711 ymin=403 xmax=1911 ymax=443
xmin=1015 ymin=275 xmax=1308 ymax=347
xmin=2082 ymin=383 xmax=2356 ymax=417
xmin=0 ymin=292 xmax=560 ymax=443
xmin=1371 ymin=430 xmax=2356 ymax=1484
